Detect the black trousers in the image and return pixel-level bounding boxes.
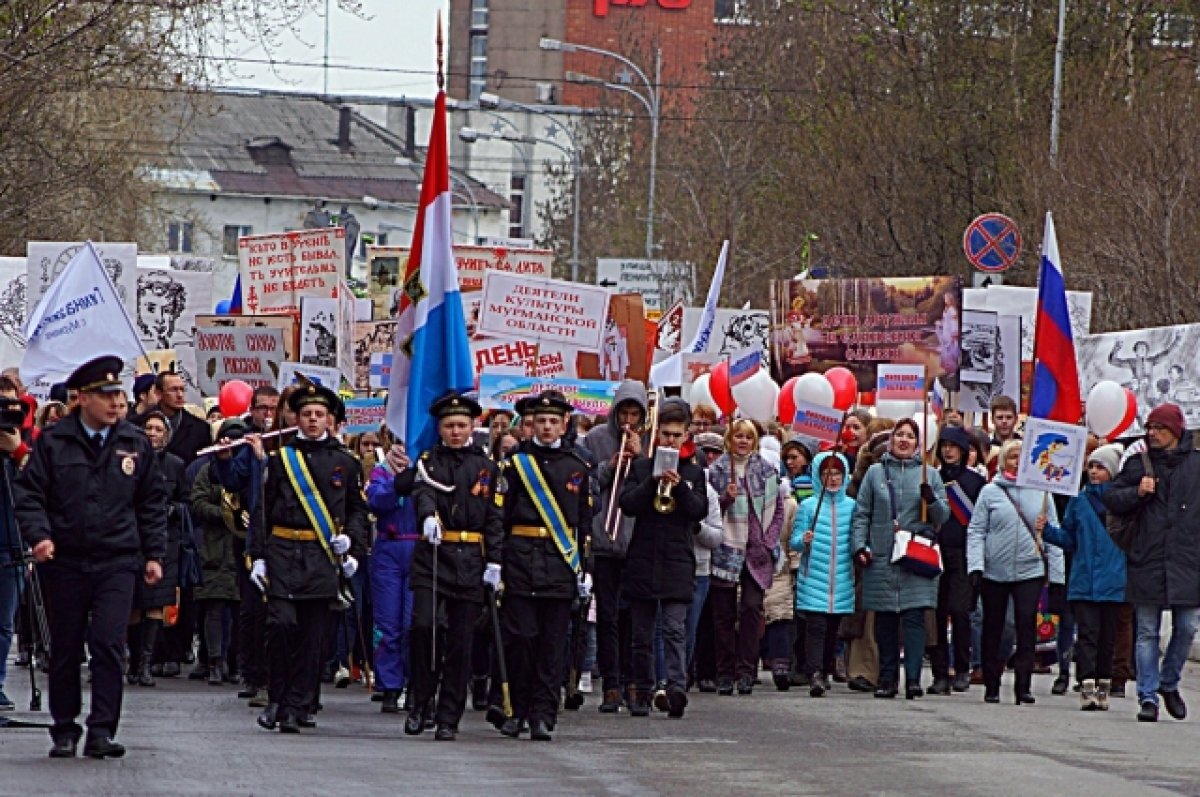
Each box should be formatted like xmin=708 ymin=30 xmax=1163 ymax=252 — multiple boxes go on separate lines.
xmin=981 ymin=577 xmax=1042 ymax=694
xmin=157 ymin=585 xmax=194 ymax=665
xmin=764 ymin=620 xmax=794 ymax=666
xmin=409 ymin=588 xmax=480 ymax=727
xmin=804 ymin=613 xmax=842 ymax=677
xmin=1071 ymin=600 xmax=1119 ymax=681
xmin=791 ymin=614 xmax=808 ymax=675
xmin=933 ymin=548 xmax=972 ymax=680
xmin=266 ymin=598 xmax=329 ymax=719
xmin=593 ymin=555 xmax=630 ymax=693
xmin=502 ymin=594 xmax=571 ymax=725
xmin=237 ymin=562 xmax=268 ymax=687
xmin=710 ymin=572 xmax=765 ymax=681
xmin=43 ymin=562 xmax=136 ymax=742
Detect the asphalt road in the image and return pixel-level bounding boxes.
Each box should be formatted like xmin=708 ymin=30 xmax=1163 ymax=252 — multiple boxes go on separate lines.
xmin=3 ymin=665 xmax=1200 ymax=796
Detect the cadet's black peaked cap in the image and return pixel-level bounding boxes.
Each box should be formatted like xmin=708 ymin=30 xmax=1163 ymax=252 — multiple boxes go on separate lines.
xmin=430 ymin=391 xmax=483 ymax=419
xmin=515 ymin=390 xmax=573 ymax=418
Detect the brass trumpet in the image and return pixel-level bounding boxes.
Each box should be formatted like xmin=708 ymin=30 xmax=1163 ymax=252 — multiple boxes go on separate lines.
xmin=603 ymin=390 xmax=658 ymax=537
xmin=653 ymin=477 xmax=675 ymax=514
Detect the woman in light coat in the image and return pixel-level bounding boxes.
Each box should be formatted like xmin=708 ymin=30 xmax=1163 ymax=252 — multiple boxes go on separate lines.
xmin=851 ymin=418 xmax=949 ymax=699
xmin=967 ymin=440 xmax=1066 ymax=706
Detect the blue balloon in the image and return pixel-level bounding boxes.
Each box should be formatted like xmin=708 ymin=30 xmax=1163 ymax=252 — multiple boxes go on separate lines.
xmin=215 ymin=299 xmax=232 ymax=315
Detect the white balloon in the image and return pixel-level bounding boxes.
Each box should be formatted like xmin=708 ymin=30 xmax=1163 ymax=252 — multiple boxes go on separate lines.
xmin=1087 ymin=380 xmax=1128 ymax=438
xmin=689 ymin=373 xmax=716 ymax=414
xmin=874 ymin=399 xmax=921 ymax=421
xmin=732 ymin=370 xmax=780 ymax=422
xmin=793 ymin=372 xmax=835 ymax=408
xmin=912 ymin=411 xmax=940 ymax=452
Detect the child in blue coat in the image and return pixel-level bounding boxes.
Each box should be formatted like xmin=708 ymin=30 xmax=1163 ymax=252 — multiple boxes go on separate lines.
xmin=1042 ymin=443 xmax=1126 ymax=711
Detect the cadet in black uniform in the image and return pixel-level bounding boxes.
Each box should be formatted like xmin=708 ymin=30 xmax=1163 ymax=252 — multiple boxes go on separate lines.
xmin=407 ymin=392 xmax=504 ymax=742
xmin=248 ymin=382 xmax=370 ymax=734
xmin=498 ymin=391 xmax=593 ymax=742
xmin=16 ymin=356 xmax=168 ymax=759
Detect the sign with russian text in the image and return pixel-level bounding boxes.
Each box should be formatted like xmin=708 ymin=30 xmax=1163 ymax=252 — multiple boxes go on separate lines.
xmin=237 ymin=228 xmax=345 ymax=315
xmin=1016 ymin=417 xmax=1088 ymax=498
xmin=342 ymin=397 xmax=387 ymax=434
xmin=477 ymin=372 xmax=619 ymax=416
xmin=792 ymin=401 xmax=844 ymax=444
xmin=195 ymin=327 xmax=286 ymax=395
xmin=477 ymin=271 xmax=610 ymax=349
xmin=876 ymin=364 xmax=927 ymax=402
xmin=277 ymin=361 xmax=341 ymax=392
xmin=470 ymin=336 xmax=578 ymax=379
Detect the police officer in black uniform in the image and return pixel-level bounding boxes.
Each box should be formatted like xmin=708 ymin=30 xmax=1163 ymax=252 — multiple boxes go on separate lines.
xmin=407 ymin=392 xmax=503 ymax=742
xmin=498 ymin=391 xmax=593 ymax=742
xmin=16 ymin=356 xmax=168 ymax=759
xmin=248 ymin=381 xmax=369 ymax=734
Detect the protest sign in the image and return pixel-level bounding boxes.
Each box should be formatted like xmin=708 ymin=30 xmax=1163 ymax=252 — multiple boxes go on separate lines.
xmin=578 ymin=294 xmax=649 ymax=383
xmin=134 ymin=266 xmax=214 ymax=402
xmin=964 ymin=285 xmax=1091 ymax=362
xmin=876 ymin=364 xmax=927 ymax=402
xmin=792 ymin=401 xmax=844 ymax=444
xmin=958 ymin=313 xmax=1022 ymax=415
xmin=1077 ymin=322 xmax=1200 ymax=432
xmin=471 ymin=336 xmax=579 ymax=379
xmin=195 ymin=314 xmax=298 ymax=361
xmin=337 ymin=280 xmax=356 ymax=384
xmin=277 ymin=362 xmax=341 ymax=391
xmin=477 ymin=271 xmax=610 ymax=350
xmin=27 ymin=241 xmax=138 ymax=315
xmin=0 ymin=257 xmax=26 ymax=370
xmin=300 ymin=297 xmax=338 ymax=369
xmin=1016 ymin=418 xmax=1089 ymax=497
xmin=354 ymin=321 xmax=397 ymax=391
xmin=771 ymin=276 xmax=962 ymax=391
xmin=477 ymin=372 xmax=619 ymax=415
xmin=681 ymin=307 xmax=771 ymax=369
xmin=195 ymin=327 xmax=286 ymax=395
xmin=655 ymin=299 xmax=685 ymax=354
xmin=342 ymin=397 xmax=387 ymax=434
xmin=237 ymin=228 xmax=345 ymax=314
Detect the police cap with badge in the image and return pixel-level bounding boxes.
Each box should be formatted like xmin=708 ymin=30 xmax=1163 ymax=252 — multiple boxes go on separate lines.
xmin=65 ymin=355 xmax=125 ymax=393
xmin=514 ymin=390 xmax=573 ymax=418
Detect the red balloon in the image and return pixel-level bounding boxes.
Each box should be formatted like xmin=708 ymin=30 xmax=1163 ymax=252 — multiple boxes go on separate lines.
xmin=1111 ymin=387 xmax=1138 ymax=439
xmin=824 ymin=367 xmax=858 ymax=411
xmin=708 ymin=361 xmax=736 ymax=417
xmin=859 ymin=391 xmax=876 ymax=407
xmin=777 ymin=376 xmax=801 ymax=424
xmin=219 ymin=379 xmax=254 ymax=417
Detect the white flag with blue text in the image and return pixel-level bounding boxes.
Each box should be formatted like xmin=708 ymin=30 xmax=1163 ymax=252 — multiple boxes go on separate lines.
xmin=650 ymin=240 xmax=728 ymax=387
xmin=21 ymin=241 xmax=145 ymax=385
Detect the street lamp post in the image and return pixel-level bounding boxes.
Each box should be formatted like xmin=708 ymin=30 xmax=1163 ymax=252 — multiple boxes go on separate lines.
xmin=541 ymin=37 xmax=661 ymax=263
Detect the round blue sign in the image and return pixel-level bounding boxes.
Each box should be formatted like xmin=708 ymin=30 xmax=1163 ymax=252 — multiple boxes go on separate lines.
xmin=963 ymin=213 xmax=1022 ymax=273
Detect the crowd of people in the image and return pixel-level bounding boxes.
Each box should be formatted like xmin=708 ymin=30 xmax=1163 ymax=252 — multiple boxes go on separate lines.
xmin=1 ymin=365 xmax=1198 ymax=758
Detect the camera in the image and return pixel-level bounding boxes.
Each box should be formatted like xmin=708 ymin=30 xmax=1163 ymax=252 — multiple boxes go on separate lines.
xmin=0 ymin=397 xmax=25 ymax=432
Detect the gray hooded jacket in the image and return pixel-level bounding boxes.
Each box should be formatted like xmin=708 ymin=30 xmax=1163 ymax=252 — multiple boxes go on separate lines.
xmin=580 ymin=380 xmax=647 ymax=558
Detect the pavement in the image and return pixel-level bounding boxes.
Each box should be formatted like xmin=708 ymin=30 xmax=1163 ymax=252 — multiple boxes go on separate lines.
xmin=4 ymin=665 xmax=1200 ymax=796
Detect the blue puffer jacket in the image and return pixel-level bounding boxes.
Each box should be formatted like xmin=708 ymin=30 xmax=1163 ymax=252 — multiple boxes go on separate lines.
xmin=1043 ymin=483 xmax=1125 ymax=602
xmin=790 ymin=453 xmax=856 ymax=615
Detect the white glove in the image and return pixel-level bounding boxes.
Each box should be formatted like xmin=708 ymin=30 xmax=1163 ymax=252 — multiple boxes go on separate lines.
xmin=330 ymin=534 xmax=351 ymax=556
xmin=422 ymin=516 xmax=441 ymax=546
xmin=250 ymin=559 xmax=268 ymax=593
xmin=342 ymin=555 xmax=358 ymax=578
xmin=578 ymin=572 xmax=592 ymax=599
xmin=483 ymin=563 xmax=502 ymax=589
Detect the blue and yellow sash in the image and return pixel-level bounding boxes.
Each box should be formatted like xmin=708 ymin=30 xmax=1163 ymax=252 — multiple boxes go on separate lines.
xmin=281 ymin=446 xmax=338 ymax=566
xmin=511 ymin=453 xmax=580 ymax=574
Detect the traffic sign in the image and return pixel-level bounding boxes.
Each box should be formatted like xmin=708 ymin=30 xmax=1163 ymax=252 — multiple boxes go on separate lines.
xmin=963 ymin=213 xmax=1022 ymax=273
xmin=595 ymin=258 xmax=695 ymax=312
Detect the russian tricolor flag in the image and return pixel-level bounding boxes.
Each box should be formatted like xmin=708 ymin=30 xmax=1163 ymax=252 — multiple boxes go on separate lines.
xmin=1029 ymin=213 xmax=1081 ymax=423
xmin=728 ymin=347 xmax=760 ymax=388
xmin=946 ymin=481 xmax=974 ymax=526
xmin=385 ymin=86 xmax=474 ymax=455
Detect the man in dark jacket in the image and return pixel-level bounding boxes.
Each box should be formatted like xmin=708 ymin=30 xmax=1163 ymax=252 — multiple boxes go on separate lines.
xmin=618 ymin=397 xmax=708 ymax=719
xmin=929 ymin=424 xmax=986 ymax=695
xmin=134 ymin=371 xmax=210 ymax=464
xmin=497 ymin=391 xmax=593 ymax=741
xmin=247 ymin=382 xmax=370 ymax=734
xmin=1103 ymin=403 xmax=1200 ymax=723
xmin=16 ymin=356 xmax=167 ymax=759
xmin=579 ymin=379 xmax=646 ymax=713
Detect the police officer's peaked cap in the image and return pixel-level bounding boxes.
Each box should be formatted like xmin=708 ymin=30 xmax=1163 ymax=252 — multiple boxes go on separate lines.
xmin=287 ymin=378 xmax=342 ymax=418
xmin=430 ymin=391 xmax=482 ymax=420
xmin=65 ymin=355 xmax=125 ymax=393
xmin=515 ymin=390 xmax=573 ymax=418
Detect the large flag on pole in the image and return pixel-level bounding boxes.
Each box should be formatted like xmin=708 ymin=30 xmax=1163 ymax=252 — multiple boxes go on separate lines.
xmin=650 ymin=240 xmax=729 ymax=387
xmin=385 ymin=27 xmax=473 ymax=455
xmin=1029 ymin=212 xmax=1081 ymax=422
xmin=21 ymin=241 xmax=146 ymax=385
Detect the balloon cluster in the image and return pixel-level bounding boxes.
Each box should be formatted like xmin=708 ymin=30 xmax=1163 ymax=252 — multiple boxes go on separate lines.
xmin=1086 ymin=381 xmax=1137 ymax=440
xmin=688 ymin=364 xmax=860 ymax=423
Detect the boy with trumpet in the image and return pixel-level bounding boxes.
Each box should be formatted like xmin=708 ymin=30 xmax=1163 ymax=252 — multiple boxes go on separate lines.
xmin=618 ymin=397 xmax=709 ymax=718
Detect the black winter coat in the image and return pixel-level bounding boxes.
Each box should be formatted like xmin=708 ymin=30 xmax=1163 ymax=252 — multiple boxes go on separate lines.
xmin=248 ymin=436 xmax=370 ymax=601
xmin=936 ymin=463 xmax=986 ymax=550
xmin=412 ymin=443 xmax=503 ymax=603
xmin=134 ymin=405 xmax=212 ymax=465
xmin=16 ymin=413 xmax=167 ymax=571
xmin=619 ymin=454 xmax=709 ymax=603
xmin=500 ymin=441 xmax=593 ymax=600
xmin=1104 ymin=442 xmax=1200 ymax=607
xmin=135 ymin=449 xmax=186 ymax=608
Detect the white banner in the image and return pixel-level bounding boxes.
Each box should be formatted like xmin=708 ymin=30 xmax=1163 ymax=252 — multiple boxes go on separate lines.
xmin=1016 ymin=417 xmax=1089 ymax=498
xmin=135 ymin=266 xmax=213 ymax=403
xmin=27 ymin=241 xmax=137 ymax=316
xmin=476 ymin=271 xmax=610 ymax=350
xmin=238 ymin=228 xmax=345 ymax=314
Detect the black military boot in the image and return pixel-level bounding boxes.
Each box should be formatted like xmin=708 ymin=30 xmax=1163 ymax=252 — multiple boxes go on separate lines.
xmin=499 ymin=717 xmax=527 ymax=738
xmin=404 ymin=705 xmax=426 ymax=736
xmin=381 ymin=690 xmax=401 ymax=714
xmin=529 ymin=719 xmax=552 ymax=741
xmin=256 ymin=703 xmax=279 ymax=731
xmin=138 ymin=620 xmax=160 ymax=687
xmin=434 ymin=723 xmax=456 ymax=741
xmin=278 ymin=709 xmax=300 ymax=734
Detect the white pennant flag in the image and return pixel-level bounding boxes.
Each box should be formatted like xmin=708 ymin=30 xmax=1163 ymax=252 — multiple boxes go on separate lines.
xmin=650 ymin=240 xmax=729 ymax=387
xmin=21 ymin=241 xmax=145 ymax=385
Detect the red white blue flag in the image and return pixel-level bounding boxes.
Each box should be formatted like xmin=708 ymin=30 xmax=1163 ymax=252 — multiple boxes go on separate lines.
xmin=1029 ymin=213 xmax=1081 ymax=422
xmin=728 ymin=346 xmax=760 ymax=388
xmin=946 ymin=481 xmax=974 ymax=526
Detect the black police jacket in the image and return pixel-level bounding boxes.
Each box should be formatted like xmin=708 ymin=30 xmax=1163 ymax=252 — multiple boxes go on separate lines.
xmin=248 ymin=435 xmax=370 ymax=601
xmin=500 ymin=440 xmax=593 ymax=600
xmin=619 ymin=454 xmax=709 ymax=603
xmin=16 ymin=413 xmax=168 ymax=571
xmin=412 ymin=442 xmax=503 ymax=603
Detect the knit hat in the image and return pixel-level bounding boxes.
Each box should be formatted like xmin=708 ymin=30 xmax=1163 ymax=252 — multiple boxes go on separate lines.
xmin=867 ymin=430 xmax=891 ymax=462
xmin=1147 ymin=403 xmax=1186 ymax=440
xmin=695 ymin=432 xmax=724 ymax=453
xmin=1087 ymin=442 xmax=1125 ymax=479
xmin=937 ymin=425 xmax=973 ymax=458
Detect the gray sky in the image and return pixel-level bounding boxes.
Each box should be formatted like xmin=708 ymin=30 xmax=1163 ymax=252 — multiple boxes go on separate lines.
xmin=222 ymin=1 xmax=448 ymax=98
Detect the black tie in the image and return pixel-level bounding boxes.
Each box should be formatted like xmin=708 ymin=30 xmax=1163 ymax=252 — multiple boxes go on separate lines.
xmin=90 ymin=433 xmax=103 ymax=453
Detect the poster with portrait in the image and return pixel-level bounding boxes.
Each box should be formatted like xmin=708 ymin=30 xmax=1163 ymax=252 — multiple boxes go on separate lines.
xmin=1016 ymin=417 xmax=1089 ymax=497
xmin=770 ymin=276 xmax=962 ymax=391
xmin=134 ymin=266 xmax=214 ymax=403
xmin=1077 ymin=323 xmax=1200 ymax=432
xmin=960 ymin=309 xmax=998 ymax=384
xmin=577 ymin=294 xmax=649 ymax=383
xmin=963 ymin=286 xmax=1092 ymax=363
xmin=337 ymin=280 xmax=356 ymax=385
xmin=681 ymin=308 xmax=771 ymax=370
xmin=26 ymin=241 xmax=138 ymax=315
xmin=957 ymin=314 xmax=1022 ymax=416
xmin=299 ymin=297 xmax=339 ymax=370
xmin=353 ymin=321 xmax=397 ymax=391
